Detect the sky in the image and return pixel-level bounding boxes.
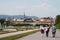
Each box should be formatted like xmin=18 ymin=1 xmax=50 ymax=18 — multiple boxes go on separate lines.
xmin=0 ymin=0 xmax=60 ymax=18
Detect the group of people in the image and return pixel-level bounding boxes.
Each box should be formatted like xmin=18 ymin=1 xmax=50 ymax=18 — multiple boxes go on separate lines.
xmin=40 ymin=25 xmax=56 ymax=38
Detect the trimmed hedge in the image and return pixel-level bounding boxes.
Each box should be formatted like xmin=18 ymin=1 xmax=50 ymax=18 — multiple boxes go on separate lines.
xmin=11 ymin=24 xmax=33 ymax=26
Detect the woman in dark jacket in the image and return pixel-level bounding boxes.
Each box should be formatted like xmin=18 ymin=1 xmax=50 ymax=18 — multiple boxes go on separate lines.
xmin=45 ymin=25 xmax=50 ymax=37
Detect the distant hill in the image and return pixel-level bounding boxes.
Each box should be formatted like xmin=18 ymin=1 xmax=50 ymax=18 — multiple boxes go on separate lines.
xmin=0 ymin=15 xmax=39 ymax=19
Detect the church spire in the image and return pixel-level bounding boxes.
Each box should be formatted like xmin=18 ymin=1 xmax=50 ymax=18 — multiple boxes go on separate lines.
xmin=24 ymin=12 xmax=26 ymax=19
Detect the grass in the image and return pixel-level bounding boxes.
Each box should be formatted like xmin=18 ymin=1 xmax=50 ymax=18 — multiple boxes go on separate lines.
xmin=0 ymin=31 xmax=9 ymax=34
xmin=0 ymin=31 xmax=17 ymax=34
xmin=0 ymin=30 xmax=39 ymax=40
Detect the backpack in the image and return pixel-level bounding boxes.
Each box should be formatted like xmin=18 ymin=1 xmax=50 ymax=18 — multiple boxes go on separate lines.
xmin=52 ymin=27 xmax=56 ymax=32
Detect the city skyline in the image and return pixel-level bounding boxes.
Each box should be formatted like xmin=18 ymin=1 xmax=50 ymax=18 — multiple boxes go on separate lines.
xmin=0 ymin=0 xmax=60 ymax=18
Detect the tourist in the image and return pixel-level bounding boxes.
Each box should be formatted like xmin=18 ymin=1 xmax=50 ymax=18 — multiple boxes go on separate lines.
xmin=40 ymin=25 xmax=44 ymax=37
xmin=45 ymin=25 xmax=50 ymax=37
xmin=51 ymin=25 xmax=56 ymax=38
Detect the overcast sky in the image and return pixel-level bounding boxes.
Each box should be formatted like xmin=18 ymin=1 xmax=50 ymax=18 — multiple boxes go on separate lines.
xmin=0 ymin=0 xmax=60 ymax=18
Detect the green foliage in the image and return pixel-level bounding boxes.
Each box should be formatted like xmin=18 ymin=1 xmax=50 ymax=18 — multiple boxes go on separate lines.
xmin=0 ymin=18 xmax=6 ymax=26
xmin=55 ymin=15 xmax=60 ymax=24
xmin=0 ymin=18 xmax=6 ymax=29
xmin=0 ymin=18 xmax=5 ymax=23
xmin=11 ymin=24 xmax=33 ymax=26
xmin=55 ymin=23 xmax=60 ymax=29
xmin=35 ymin=24 xmax=48 ymax=27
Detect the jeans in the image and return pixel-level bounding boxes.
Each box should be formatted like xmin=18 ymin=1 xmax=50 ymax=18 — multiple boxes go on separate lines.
xmin=52 ymin=32 xmax=56 ymax=37
xmin=46 ymin=32 xmax=49 ymax=37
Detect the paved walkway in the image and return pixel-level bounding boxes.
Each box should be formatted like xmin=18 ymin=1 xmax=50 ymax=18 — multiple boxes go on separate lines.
xmin=16 ymin=29 xmax=60 ymax=40
xmin=0 ymin=29 xmax=38 ymax=38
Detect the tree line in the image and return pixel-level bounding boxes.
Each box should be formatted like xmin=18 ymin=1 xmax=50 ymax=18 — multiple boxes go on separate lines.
xmin=55 ymin=15 xmax=60 ymax=29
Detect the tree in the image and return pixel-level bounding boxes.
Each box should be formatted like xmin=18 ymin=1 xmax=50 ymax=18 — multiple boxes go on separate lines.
xmin=0 ymin=18 xmax=6 ymax=29
xmin=55 ymin=15 xmax=60 ymax=24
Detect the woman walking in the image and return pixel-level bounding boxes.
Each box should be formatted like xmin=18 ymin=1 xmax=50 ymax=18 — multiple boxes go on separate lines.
xmin=45 ymin=25 xmax=50 ymax=37
xmin=40 ymin=25 xmax=44 ymax=37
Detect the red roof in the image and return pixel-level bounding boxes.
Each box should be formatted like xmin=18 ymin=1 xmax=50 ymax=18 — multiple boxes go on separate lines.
xmin=39 ymin=18 xmax=53 ymax=23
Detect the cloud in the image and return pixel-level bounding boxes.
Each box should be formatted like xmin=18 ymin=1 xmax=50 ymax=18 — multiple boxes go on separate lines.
xmin=28 ymin=3 xmax=60 ymax=17
xmin=32 ymin=3 xmax=52 ymax=11
xmin=31 ymin=3 xmax=52 ymax=14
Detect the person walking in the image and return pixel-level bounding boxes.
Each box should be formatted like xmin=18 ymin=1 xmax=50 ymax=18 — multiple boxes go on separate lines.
xmin=45 ymin=25 xmax=50 ymax=37
xmin=40 ymin=25 xmax=44 ymax=37
xmin=51 ymin=25 xmax=56 ymax=38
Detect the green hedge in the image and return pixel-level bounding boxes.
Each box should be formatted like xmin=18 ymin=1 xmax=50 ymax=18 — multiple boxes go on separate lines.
xmin=11 ymin=24 xmax=33 ymax=26
xmin=35 ymin=24 xmax=48 ymax=27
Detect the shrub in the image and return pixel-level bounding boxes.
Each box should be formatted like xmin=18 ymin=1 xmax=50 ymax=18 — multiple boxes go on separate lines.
xmin=55 ymin=23 xmax=60 ymax=29
xmin=11 ymin=24 xmax=33 ymax=26
xmin=35 ymin=24 xmax=48 ymax=27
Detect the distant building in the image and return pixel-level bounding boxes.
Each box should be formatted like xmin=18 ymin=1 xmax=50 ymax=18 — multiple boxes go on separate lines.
xmin=39 ymin=17 xmax=54 ymax=25
xmin=5 ymin=17 xmax=40 ymax=25
xmin=12 ymin=18 xmax=24 ymax=24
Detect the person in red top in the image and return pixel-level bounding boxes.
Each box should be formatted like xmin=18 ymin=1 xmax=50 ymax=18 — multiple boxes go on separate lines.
xmin=40 ymin=25 xmax=44 ymax=37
